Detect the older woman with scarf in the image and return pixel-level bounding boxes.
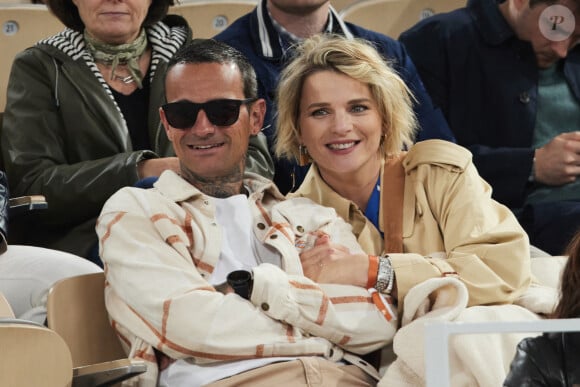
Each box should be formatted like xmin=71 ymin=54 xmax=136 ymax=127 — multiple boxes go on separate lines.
xmin=1 ymin=0 xmax=272 ymax=263
xmin=274 ymin=34 xmax=531 ymax=314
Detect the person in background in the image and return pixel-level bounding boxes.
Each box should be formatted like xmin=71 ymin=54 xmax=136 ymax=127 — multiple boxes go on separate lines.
xmin=96 ymin=38 xmax=395 ymax=387
xmin=504 ymin=229 xmax=580 ymax=386
xmin=0 ymin=171 xmax=102 ymax=324
xmin=214 ymin=0 xmax=455 ymax=195
xmin=0 ymin=0 xmax=272 ymax=263
xmin=399 ymin=0 xmax=580 ymax=255
xmin=274 ymin=34 xmax=531 ymax=312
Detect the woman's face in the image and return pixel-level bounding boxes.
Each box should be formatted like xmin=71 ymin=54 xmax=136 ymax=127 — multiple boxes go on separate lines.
xmin=73 ymin=0 xmax=152 ymax=44
xmin=298 ymin=70 xmax=384 ymax=180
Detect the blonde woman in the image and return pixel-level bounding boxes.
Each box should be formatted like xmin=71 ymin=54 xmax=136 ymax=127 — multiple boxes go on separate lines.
xmin=275 ymin=34 xmax=531 ymax=309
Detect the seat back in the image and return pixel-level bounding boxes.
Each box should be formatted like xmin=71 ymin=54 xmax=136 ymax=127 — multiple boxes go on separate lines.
xmin=0 ymin=4 xmax=64 ymax=111
xmin=168 ymin=0 xmax=257 ymax=39
xmin=0 ymin=320 xmax=73 ymax=387
xmin=340 ymin=0 xmax=466 ymax=39
xmin=47 ymin=272 xmax=126 ymax=368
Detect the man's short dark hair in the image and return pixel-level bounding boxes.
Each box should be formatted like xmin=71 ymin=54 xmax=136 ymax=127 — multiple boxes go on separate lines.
xmin=167 ymin=39 xmax=258 ymax=100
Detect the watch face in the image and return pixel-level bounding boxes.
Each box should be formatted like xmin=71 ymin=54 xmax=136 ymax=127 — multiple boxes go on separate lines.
xmin=227 ymin=270 xmax=252 ymax=285
xmin=227 ymin=270 xmax=252 ymax=300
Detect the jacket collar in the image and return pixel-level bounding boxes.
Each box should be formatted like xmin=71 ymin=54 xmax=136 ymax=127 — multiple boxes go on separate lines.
xmin=468 ymin=0 xmax=515 ymax=45
xmin=251 ymin=0 xmax=353 ymax=60
xmin=38 ymin=20 xmax=189 ymax=75
xmin=154 ymin=170 xmax=285 ymax=203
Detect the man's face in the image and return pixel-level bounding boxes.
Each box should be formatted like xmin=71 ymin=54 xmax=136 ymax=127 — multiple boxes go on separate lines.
xmin=268 ymin=0 xmax=329 ymax=15
xmin=160 ymin=62 xmax=264 ymax=182
xmin=514 ymin=0 xmax=579 ymax=68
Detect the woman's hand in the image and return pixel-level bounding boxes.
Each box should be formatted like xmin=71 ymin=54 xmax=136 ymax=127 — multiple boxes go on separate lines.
xmin=299 ymin=235 xmax=369 ymax=287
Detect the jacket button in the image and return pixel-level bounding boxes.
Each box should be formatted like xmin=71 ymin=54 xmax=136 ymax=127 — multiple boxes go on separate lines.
xmin=261 ymin=303 xmax=269 ymax=311
xmin=296 ymin=225 xmax=304 ymax=233
xmin=270 ymin=234 xmax=278 ymax=239
xmin=257 ymin=223 xmax=266 ymax=230
xmin=519 ymin=92 xmax=530 ymax=104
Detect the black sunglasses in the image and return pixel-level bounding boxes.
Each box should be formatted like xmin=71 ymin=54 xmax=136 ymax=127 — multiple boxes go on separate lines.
xmin=161 ymin=98 xmax=257 ymax=129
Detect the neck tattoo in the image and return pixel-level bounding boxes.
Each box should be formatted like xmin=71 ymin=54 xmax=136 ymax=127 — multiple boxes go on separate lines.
xmin=181 ymin=169 xmax=245 ymax=198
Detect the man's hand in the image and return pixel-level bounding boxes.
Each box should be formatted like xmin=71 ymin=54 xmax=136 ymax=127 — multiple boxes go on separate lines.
xmin=534 ymin=132 xmax=580 ymax=185
xmin=137 ymin=157 xmax=180 ymax=178
xmin=299 ymin=235 xmax=368 ymax=287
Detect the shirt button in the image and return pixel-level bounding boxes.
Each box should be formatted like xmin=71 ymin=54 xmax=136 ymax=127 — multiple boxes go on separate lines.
xmin=270 ymin=234 xmax=278 ymax=239
xmin=296 ymin=225 xmax=304 ymax=233
xmin=261 ymin=303 xmax=269 ymax=311
xmin=519 ymin=92 xmax=530 ymax=104
xmin=257 ymin=223 xmax=266 ymax=230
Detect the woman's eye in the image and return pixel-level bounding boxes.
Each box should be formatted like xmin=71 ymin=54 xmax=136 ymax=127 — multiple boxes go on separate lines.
xmin=351 ymin=105 xmax=368 ymax=113
xmin=311 ymin=109 xmax=328 ymax=117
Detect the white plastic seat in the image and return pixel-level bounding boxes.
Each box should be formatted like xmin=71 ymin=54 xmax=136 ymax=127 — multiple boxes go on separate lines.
xmin=424 ymin=318 xmax=580 ymax=386
xmin=340 ymin=0 xmax=466 ymax=39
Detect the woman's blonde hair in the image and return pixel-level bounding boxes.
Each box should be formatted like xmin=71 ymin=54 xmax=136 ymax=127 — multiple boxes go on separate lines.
xmin=274 ymin=34 xmax=417 ymax=162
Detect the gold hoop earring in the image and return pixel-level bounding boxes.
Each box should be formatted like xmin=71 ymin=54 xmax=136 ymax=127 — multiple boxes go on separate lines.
xmin=298 ymin=144 xmax=310 ymax=166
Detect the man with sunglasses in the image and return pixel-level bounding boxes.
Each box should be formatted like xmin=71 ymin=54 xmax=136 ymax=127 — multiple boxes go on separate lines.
xmin=96 ymin=39 xmax=395 ymax=387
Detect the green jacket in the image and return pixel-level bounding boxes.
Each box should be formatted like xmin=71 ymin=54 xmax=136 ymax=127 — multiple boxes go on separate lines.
xmin=1 ymin=17 xmax=272 ymax=258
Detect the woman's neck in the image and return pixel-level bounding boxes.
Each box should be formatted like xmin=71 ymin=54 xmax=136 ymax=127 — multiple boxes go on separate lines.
xmin=319 ymin=158 xmax=381 ymax=211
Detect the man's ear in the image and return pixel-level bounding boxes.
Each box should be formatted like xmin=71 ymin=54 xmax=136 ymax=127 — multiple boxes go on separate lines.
xmin=249 ymin=98 xmax=266 ymax=136
xmin=159 ymin=107 xmax=174 ymax=142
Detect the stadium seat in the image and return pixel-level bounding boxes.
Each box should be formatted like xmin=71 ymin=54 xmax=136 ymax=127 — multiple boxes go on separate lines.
xmin=340 ymin=0 xmax=466 ymax=39
xmin=168 ymin=0 xmax=257 ymax=39
xmin=0 ymin=318 xmax=73 ymax=387
xmin=47 ymin=272 xmax=147 ymax=387
xmin=0 ymin=4 xmax=64 ymax=111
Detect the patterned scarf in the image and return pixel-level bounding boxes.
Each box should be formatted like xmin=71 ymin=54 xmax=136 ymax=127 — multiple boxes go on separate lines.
xmin=84 ymin=29 xmax=148 ymax=88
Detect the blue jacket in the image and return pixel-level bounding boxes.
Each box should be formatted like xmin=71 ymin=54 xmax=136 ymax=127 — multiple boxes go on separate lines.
xmin=215 ymin=0 xmax=455 ymax=194
xmin=400 ymin=0 xmax=580 ymax=208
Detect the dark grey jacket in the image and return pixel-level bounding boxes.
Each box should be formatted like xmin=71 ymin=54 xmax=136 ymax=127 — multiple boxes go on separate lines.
xmin=504 ymin=332 xmax=580 ymax=386
xmin=1 ymin=18 xmax=193 ymax=258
